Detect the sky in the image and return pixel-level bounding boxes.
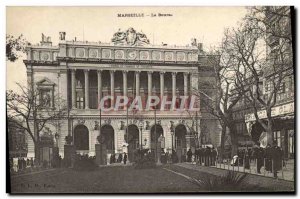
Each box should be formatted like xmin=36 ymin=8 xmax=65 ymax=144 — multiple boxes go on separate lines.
xmin=6 ymin=6 xmax=247 ymax=91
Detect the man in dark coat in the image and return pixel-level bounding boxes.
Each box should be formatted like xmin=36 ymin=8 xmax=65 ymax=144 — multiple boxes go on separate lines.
xmin=123 ymin=152 xmax=127 ymax=165
xmin=211 ymin=147 xmax=217 ymax=166
xmin=244 ymin=148 xmax=250 ymax=169
xmin=271 ymin=143 xmax=283 ymax=178
xmin=252 ymin=144 xmax=264 ymax=173
xmin=265 ymin=144 xmax=272 ymax=172
xmin=187 ymin=149 xmax=193 ymax=162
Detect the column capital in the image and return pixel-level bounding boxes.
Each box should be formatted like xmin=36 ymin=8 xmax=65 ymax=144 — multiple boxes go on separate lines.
xmin=71 ymin=68 xmax=76 ymax=73
xmin=84 ymin=69 xmax=90 ymax=73
xmin=122 ymin=70 xmax=128 ymax=74
xmin=160 ymin=71 xmax=165 ymax=75
xmin=172 ymin=72 xmax=177 ymax=76
xmin=147 ymin=71 xmax=153 ymax=75
xmin=135 ymin=70 xmax=141 ymax=74
xmin=110 ymin=70 xmax=115 ymax=74
xmin=97 ymin=69 xmax=102 ymax=74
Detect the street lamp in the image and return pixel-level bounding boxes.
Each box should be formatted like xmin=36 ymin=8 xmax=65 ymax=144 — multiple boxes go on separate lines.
xmin=170 ymin=126 xmax=175 ymax=153
xmin=54 ymin=132 xmax=59 ymax=148
xmin=138 ymin=120 xmax=144 ymax=150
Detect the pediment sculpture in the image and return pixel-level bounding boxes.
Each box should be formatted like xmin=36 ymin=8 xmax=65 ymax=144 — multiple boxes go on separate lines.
xmin=112 ymin=28 xmax=150 ymax=46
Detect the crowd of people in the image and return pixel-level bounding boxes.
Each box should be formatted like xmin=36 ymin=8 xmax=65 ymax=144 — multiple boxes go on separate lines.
xmin=184 ymin=142 xmax=285 ymax=178
xmin=9 ymin=157 xmax=35 ymax=172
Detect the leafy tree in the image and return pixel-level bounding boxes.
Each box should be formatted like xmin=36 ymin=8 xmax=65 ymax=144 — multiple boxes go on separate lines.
xmin=6 ymin=34 xmax=27 ymax=62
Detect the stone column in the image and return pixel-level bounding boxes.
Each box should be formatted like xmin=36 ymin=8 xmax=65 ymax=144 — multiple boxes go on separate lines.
xmin=123 ymin=71 xmax=127 ymax=97
xmin=97 ymin=70 xmax=102 ymax=107
xmin=135 ymin=71 xmax=140 ymax=96
xmin=172 ymin=72 xmax=177 ymax=97
xmin=110 ymin=70 xmax=115 ymax=107
xmin=84 ymin=69 xmax=89 ymax=109
xmin=184 ymin=72 xmax=189 ymax=109
xmin=184 ymin=72 xmax=188 ymax=96
xmin=147 ymin=71 xmax=152 ymax=96
xmin=123 ymin=70 xmax=127 ymax=110
xmin=160 ymin=72 xmax=165 ymax=100
xmin=71 ymin=69 xmax=76 ymax=108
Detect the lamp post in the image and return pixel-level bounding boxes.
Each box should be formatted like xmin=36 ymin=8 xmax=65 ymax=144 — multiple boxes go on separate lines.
xmin=170 ymin=126 xmax=175 ymax=153
xmin=54 ymin=132 xmax=59 ymax=148
xmin=138 ymin=120 xmax=144 ymax=150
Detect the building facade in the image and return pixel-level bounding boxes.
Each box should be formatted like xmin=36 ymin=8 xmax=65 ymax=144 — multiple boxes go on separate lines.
xmin=244 ymin=7 xmax=294 ymax=159
xmin=23 ymin=28 xmax=221 ymax=161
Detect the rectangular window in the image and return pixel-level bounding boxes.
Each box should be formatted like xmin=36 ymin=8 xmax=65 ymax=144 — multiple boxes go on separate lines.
xmin=76 ymin=90 xmax=84 ymax=109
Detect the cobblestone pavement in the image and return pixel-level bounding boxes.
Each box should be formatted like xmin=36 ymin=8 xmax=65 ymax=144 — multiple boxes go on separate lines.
xmin=175 ymin=162 xmax=294 ymax=192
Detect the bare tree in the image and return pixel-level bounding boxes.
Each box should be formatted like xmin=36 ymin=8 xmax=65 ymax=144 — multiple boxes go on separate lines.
xmin=228 ymin=6 xmax=293 ymax=145
xmin=194 ymin=47 xmax=245 ymax=157
xmin=7 ymin=83 xmax=67 ymax=163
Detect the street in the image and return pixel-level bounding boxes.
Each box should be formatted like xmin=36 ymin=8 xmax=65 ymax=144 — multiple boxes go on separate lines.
xmin=9 ymin=164 xmax=294 ymax=193
xmin=10 ymin=166 xmax=201 ymax=193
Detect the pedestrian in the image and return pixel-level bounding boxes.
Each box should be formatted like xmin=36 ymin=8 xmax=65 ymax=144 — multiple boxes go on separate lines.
xmin=265 ymin=144 xmax=272 ymax=172
xmin=211 ymin=147 xmax=217 ymax=166
xmin=244 ymin=148 xmax=250 ymax=169
xmin=199 ymin=147 xmax=204 ymax=165
xmin=123 ymin=152 xmax=127 ymax=165
xmin=271 ymin=142 xmax=283 ymax=178
xmin=117 ymin=153 xmax=123 ymax=163
xmin=187 ymin=149 xmax=193 ymax=163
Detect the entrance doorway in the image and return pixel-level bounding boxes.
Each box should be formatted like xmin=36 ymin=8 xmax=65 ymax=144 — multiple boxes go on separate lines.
xmin=101 ymin=125 xmax=115 ymax=153
xmin=126 ymin=124 xmax=139 ymax=162
xmin=175 ymin=124 xmax=187 ymax=162
xmin=150 ymin=124 xmax=164 ymax=161
xmin=74 ymin=125 xmax=89 ymax=151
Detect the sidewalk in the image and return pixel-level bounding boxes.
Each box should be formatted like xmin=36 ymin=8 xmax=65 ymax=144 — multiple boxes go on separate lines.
xmin=175 ymin=162 xmax=294 ymax=191
xmin=212 ymin=159 xmax=294 ymax=181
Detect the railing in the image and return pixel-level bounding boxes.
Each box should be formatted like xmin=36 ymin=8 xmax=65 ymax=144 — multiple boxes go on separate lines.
xmin=194 ymin=156 xmax=294 ymax=181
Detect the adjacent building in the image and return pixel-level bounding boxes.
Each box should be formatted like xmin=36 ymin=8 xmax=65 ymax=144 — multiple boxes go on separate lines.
xmin=23 ymin=28 xmax=221 ymax=162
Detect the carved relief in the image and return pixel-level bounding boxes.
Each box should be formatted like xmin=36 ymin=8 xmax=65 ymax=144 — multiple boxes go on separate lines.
xmin=115 ymin=50 xmax=124 ymax=59
xmin=76 ymin=48 xmax=85 ymax=58
xmin=152 ymin=51 xmax=161 ymax=60
xmin=102 ymin=49 xmax=111 ymax=59
xmin=165 ymin=52 xmax=173 ymax=61
xmin=33 ymin=51 xmax=39 ymax=60
xmin=127 ymin=50 xmax=137 ymax=60
xmin=89 ymin=49 xmax=98 ymax=58
xmin=177 ymin=52 xmax=185 ymax=61
xmin=41 ymin=52 xmax=50 ymax=61
xmin=140 ymin=51 xmax=149 ymax=60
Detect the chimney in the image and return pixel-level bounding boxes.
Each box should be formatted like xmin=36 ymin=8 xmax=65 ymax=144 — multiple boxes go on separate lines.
xmin=198 ymin=43 xmax=203 ymax=52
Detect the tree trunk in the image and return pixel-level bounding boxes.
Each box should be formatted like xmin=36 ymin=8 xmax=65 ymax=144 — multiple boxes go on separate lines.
xmin=34 ymin=140 xmax=40 ymax=165
xmin=267 ymin=118 xmax=274 ymax=146
xmin=219 ymin=123 xmax=226 ymax=160
xmin=229 ymin=125 xmax=238 ymax=157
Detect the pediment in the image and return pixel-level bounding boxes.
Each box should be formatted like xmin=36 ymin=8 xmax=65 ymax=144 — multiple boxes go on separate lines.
xmin=36 ymin=77 xmax=56 ymax=86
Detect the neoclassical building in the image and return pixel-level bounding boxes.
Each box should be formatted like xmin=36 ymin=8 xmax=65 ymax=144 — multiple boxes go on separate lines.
xmin=24 ymin=28 xmax=221 ymax=162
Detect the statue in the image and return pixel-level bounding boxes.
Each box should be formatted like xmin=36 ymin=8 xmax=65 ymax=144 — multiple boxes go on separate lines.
xmin=59 ymin=32 xmax=66 ymax=41
xmin=145 ymin=121 xmax=150 ymax=130
xmin=120 ymin=121 xmax=125 ymax=130
xmin=42 ymin=92 xmax=51 ymax=107
xmin=111 ymin=28 xmax=149 ymax=46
